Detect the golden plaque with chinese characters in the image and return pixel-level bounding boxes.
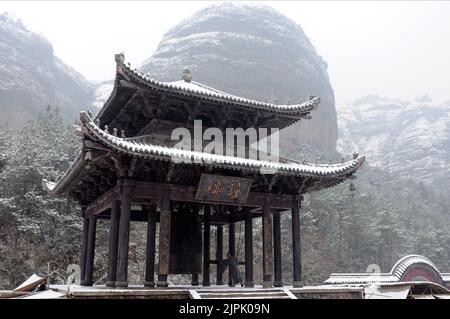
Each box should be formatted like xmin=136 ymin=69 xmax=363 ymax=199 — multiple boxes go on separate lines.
xmin=195 ymin=174 xmax=253 ymax=203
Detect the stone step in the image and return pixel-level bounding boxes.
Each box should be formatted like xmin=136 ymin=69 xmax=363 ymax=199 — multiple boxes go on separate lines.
xmin=191 ymin=288 xmax=294 ymax=299
xmin=199 ymin=292 xmax=287 ymax=297
xmin=199 ymin=290 xmax=286 ymax=294
xmin=201 ymin=296 xmax=292 ymax=299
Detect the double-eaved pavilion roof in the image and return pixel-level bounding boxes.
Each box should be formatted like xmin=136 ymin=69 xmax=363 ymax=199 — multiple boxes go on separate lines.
xmin=45 ymin=53 xmax=365 ymax=198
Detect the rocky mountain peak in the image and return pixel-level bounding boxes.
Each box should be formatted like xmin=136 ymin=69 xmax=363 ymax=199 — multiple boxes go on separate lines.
xmin=338 ymin=95 xmax=450 ymax=192
xmin=140 ymin=3 xmax=337 ymax=152
xmin=0 ymin=12 xmax=94 ymax=128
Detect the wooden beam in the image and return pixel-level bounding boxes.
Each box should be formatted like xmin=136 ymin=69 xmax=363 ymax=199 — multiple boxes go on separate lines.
xmin=85 ymin=186 xmax=116 ymax=216
xmin=132 ymin=181 xmax=294 ymax=209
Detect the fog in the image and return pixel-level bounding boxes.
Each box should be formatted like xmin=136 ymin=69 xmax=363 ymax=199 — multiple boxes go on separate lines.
xmin=2 ymin=1 xmax=450 ymax=107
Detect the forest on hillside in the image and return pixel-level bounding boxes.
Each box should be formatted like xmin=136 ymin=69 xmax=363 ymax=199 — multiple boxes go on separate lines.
xmin=1 ymin=107 xmax=449 ymax=289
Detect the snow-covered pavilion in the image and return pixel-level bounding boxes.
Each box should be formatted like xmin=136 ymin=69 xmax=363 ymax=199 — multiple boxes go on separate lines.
xmin=44 ymin=53 xmax=364 ymax=289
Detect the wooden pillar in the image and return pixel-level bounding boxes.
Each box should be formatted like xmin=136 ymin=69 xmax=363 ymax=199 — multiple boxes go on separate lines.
xmin=115 ymin=179 xmax=134 ymax=288
xmin=292 ymin=196 xmax=303 ymax=287
xmin=273 ymin=211 xmax=282 ymax=287
xmin=262 ymin=197 xmax=273 ymax=288
xmin=202 ymin=205 xmax=211 ymax=286
xmin=228 ymin=222 xmax=236 ymax=285
xmin=79 ymin=208 xmax=89 ymax=286
xmin=144 ymin=205 xmax=157 ymax=287
xmin=191 ymin=273 xmax=199 ymax=286
xmin=244 ymin=211 xmax=254 ymax=287
xmin=157 ymin=189 xmax=171 ymax=287
xmin=84 ymin=215 xmax=97 ymax=286
xmin=216 ymin=225 xmax=223 ymax=285
xmin=106 ymin=199 xmax=121 ymax=287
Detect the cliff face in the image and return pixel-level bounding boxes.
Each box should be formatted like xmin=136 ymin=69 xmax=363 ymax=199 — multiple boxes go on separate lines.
xmin=0 ymin=13 xmax=94 ymax=128
xmin=338 ymin=95 xmax=450 ymax=190
xmin=140 ymin=3 xmax=337 ymax=152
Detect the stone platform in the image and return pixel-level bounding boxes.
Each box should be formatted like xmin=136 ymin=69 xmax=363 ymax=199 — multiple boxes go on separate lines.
xmin=50 ymin=284 xmax=364 ymax=299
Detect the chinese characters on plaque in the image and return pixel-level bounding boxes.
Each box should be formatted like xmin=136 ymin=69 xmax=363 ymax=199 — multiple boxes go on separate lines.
xmin=195 ymin=174 xmax=253 ymax=203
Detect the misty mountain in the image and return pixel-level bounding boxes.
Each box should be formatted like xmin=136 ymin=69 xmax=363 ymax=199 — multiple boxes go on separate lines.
xmin=139 ymin=2 xmax=337 ymax=152
xmin=337 ymin=95 xmax=450 ymax=192
xmin=0 ymin=13 xmax=94 ymax=128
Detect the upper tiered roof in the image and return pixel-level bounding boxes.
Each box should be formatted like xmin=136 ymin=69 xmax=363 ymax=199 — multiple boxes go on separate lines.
xmin=94 ymin=53 xmax=320 ymax=129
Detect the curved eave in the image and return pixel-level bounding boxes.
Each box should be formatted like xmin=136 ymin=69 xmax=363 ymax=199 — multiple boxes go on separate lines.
xmin=94 ymin=53 xmax=320 ymax=121
xmin=81 ymin=111 xmax=364 ymax=180
xmin=94 ymin=76 xmax=120 ymax=121
xmin=46 ymin=152 xmax=86 ymax=196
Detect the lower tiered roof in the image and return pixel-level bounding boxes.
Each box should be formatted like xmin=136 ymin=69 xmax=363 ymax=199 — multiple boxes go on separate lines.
xmin=46 ymin=111 xmax=365 ymax=196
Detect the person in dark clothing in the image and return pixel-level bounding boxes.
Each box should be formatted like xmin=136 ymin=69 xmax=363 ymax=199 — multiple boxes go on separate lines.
xmin=222 ymin=252 xmax=243 ymax=287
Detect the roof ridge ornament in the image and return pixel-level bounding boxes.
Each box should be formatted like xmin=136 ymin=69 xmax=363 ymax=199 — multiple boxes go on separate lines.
xmin=182 ymin=68 xmax=192 ymax=82
xmin=115 ymin=52 xmax=125 ymax=64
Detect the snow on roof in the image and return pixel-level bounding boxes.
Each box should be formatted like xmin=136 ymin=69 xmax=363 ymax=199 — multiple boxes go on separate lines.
xmin=81 ymin=111 xmax=365 ymax=178
xmin=18 ymin=289 xmax=65 ymax=299
xmin=42 ymin=179 xmax=56 ymax=191
xmin=13 ymin=274 xmax=46 ymax=292
xmin=325 ymin=274 xmax=398 ymax=285
xmin=390 ymin=254 xmax=441 ymax=279
xmin=112 ymin=53 xmax=320 ymax=115
xmin=325 ymin=255 xmax=450 ymax=285
xmin=364 ymin=284 xmax=411 ymax=299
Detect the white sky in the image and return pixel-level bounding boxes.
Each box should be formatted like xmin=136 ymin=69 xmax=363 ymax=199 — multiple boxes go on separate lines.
xmin=2 ymin=1 xmax=450 ymax=108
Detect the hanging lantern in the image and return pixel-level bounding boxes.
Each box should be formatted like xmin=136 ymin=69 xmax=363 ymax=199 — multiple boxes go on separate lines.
xmin=349 ymin=181 xmax=356 ymax=195
xmin=84 ymin=150 xmax=93 ymax=161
